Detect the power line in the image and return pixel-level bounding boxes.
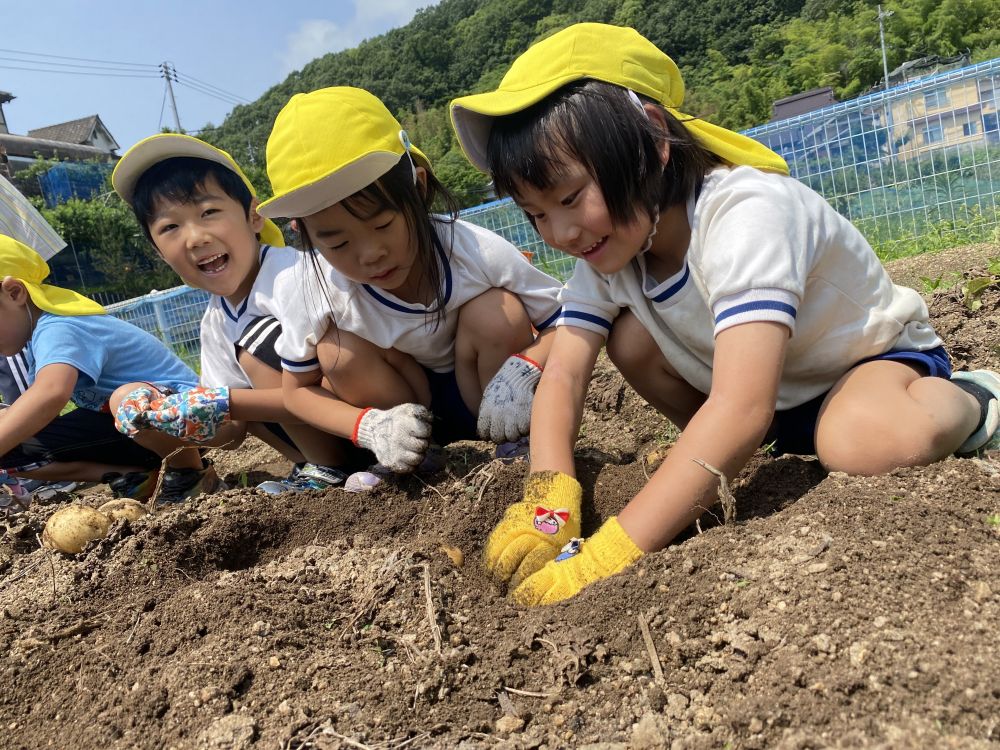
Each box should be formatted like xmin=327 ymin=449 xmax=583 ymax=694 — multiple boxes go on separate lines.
xmin=0 ymin=64 xmax=159 ymax=79
xmin=174 ymin=79 xmax=245 ymax=107
xmin=0 ymin=54 xmax=160 ymax=74
xmin=173 ymin=70 xmax=249 ymax=104
xmin=0 ymin=47 xmax=156 ymax=69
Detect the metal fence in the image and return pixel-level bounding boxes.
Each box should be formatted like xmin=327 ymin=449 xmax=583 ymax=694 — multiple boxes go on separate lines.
xmin=104 ymin=56 xmax=1000 ymax=366
xmin=744 ymin=57 xmax=1000 ymax=256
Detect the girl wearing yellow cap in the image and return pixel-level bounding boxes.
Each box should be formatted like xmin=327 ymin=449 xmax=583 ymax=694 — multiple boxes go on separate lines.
xmin=257 ymin=87 xmax=563 ymax=478
xmin=449 ymin=23 xmax=1000 ymax=605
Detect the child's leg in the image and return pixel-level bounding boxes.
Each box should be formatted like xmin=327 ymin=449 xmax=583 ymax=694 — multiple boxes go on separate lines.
xmin=454 ymin=288 xmax=536 ymax=414
xmin=815 ymin=360 xmax=980 ymax=475
xmin=237 ymin=348 xmax=349 ymax=468
xmin=2 ymin=407 xmax=162 ymax=481
xmin=317 ymin=328 xmax=430 ymax=409
xmin=606 ymin=310 xmax=707 ymax=429
xmin=109 ymin=383 xmax=204 ymax=470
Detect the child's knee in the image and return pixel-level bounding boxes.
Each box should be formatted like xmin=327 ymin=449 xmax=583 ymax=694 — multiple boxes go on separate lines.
xmin=607 ymin=313 xmax=657 ymax=374
xmin=108 ymin=382 xmax=161 ymax=412
xmin=458 ymin=288 xmax=532 ymax=346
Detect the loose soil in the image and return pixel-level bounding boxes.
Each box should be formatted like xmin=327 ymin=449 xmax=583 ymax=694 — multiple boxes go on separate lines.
xmin=2 ymin=246 xmax=999 ymax=750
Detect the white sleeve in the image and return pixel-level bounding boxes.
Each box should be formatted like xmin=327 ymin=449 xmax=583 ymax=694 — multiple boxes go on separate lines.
xmin=555 ymin=260 xmax=621 ymax=340
xmin=695 ymin=172 xmax=807 ymax=335
xmin=458 ymin=222 xmax=563 ymax=330
xmin=273 ymin=261 xmax=334 ymax=373
xmin=199 ymin=309 xmax=250 ymax=389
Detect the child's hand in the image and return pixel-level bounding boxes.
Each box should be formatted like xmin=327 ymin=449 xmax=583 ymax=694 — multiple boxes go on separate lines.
xmin=114 ymin=386 xmax=160 ymax=436
xmin=484 ymin=470 xmax=582 ymax=587
xmin=352 ymin=404 xmax=433 ymax=473
xmin=477 ymin=354 xmax=542 ymax=443
xmin=511 ymin=516 xmax=643 ymax=606
xmin=143 ymin=386 xmax=232 ymax=442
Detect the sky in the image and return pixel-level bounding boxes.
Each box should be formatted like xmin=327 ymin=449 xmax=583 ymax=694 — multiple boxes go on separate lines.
xmin=2 ymin=0 xmax=436 ymax=151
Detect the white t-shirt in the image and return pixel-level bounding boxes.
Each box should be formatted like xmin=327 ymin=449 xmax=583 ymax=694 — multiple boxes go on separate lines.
xmin=277 ymin=219 xmax=564 ymax=374
xmin=199 ymin=244 xmax=323 ymax=388
xmin=558 ymin=166 xmax=942 ymax=410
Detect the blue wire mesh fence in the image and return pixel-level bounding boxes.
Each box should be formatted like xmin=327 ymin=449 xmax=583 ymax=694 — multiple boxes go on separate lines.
xmin=38 ymin=163 xmax=114 ymax=209
xmin=103 ymin=56 xmax=1000 ymax=366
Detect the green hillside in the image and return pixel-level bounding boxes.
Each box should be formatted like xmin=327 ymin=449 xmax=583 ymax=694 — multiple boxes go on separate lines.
xmin=200 ymin=0 xmax=999 ymax=206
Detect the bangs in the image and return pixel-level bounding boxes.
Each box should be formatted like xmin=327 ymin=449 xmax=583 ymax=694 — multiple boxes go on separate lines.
xmin=486 ymin=81 xmax=716 ymax=226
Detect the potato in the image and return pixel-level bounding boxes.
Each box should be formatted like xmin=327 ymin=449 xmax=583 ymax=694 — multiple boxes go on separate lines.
xmin=98 ymin=498 xmax=148 ymax=523
xmin=42 ymin=505 xmax=111 ymax=554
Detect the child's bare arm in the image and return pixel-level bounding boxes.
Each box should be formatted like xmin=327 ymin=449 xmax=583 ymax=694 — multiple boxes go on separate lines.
xmin=229 ymin=386 xmax=307 ymax=424
xmin=281 ymin=368 xmax=363 ymax=439
xmin=618 ymin=321 xmax=789 ymax=551
xmin=529 ymin=326 xmax=605 ymax=476
xmin=0 ymin=363 xmax=77 ymax=457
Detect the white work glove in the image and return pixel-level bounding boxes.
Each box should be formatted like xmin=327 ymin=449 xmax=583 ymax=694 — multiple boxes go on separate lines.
xmin=352 ymin=404 xmax=433 ymax=473
xmin=477 ymin=354 xmax=542 ymax=443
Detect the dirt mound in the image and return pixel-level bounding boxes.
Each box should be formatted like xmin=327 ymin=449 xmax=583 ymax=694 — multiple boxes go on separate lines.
xmin=1 ymin=247 xmax=999 ymax=749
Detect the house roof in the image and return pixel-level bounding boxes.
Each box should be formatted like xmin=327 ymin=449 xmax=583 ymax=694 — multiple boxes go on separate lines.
xmin=0 ymin=91 xmax=13 ymax=105
xmin=0 ymin=132 xmax=116 ymax=163
xmin=27 ymin=115 xmax=116 ymax=148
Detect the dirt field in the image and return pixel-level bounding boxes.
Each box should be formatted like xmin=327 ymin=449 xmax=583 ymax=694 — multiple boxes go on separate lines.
xmin=1 ymin=244 xmax=999 ymax=750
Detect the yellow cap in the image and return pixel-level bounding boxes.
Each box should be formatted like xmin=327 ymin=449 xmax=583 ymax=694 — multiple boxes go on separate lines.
xmin=450 ymin=23 xmax=788 ymax=175
xmin=0 ymin=234 xmax=105 ymax=316
xmin=111 ymin=133 xmax=286 ymax=248
xmin=258 ymin=86 xmax=431 ymax=219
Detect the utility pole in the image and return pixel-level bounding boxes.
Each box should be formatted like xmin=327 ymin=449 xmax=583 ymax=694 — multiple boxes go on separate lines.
xmin=160 ymin=62 xmax=182 ymax=132
xmin=878 ymin=5 xmax=894 ymax=90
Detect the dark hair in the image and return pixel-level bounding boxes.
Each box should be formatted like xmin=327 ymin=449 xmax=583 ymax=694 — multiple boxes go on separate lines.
xmin=131 ymin=157 xmax=253 ymax=245
xmin=486 ymin=80 xmax=721 ymax=228
xmin=295 ymin=155 xmax=459 ymax=327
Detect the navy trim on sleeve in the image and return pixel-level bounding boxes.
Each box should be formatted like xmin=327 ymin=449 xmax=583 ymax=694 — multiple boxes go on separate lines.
xmin=714 ymin=300 xmax=797 ymax=324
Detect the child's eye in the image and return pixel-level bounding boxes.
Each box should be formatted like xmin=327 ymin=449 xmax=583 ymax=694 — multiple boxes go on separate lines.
xmin=560 ymin=191 xmax=579 ymax=207
xmin=374 ymin=215 xmax=395 ymax=230
xmin=329 ymin=240 xmax=349 ymax=251
xmin=202 ymin=208 xmax=220 ymax=217
xmin=155 ymin=223 xmax=178 ymax=235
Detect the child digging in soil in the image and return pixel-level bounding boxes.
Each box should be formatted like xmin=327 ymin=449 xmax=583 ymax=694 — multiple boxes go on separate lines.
xmin=112 ymin=134 xmax=357 ymax=494
xmin=0 ymin=235 xmax=219 ymax=504
xmin=255 ymin=86 xmax=564 ymax=483
xmin=449 ymin=22 xmax=1000 ymax=605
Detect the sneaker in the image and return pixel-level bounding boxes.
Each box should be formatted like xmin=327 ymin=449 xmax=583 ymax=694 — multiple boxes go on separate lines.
xmin=21 ymin=479 xmax=78 ymax=503
xmin=158 ymin=462 xmax=225 ymax=504
xmin=256 ymin=462 xmax=347 ymax=495
xmin=953 ymin=370 xmax=1000 ymax=455
xmin=103 ymin=470 xmax=159 ymax=502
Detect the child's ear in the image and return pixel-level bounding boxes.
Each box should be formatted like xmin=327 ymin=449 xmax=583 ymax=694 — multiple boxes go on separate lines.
xmin=414 ymin=165 xmax=429 ymax=195
xmin=248 ymin=197 xmax=266 ymax=234
xmin=0 ymin=276 xmax=27 ymax=304
xmin=290 ymin=219 xmax=300 ymax=234
xmin=643 ymin=103 xmax=671 ymax=166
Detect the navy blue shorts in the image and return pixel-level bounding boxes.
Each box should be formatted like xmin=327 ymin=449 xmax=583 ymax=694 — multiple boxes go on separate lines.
xmin=767 ymin=346 xmax=952 ymax=456
xmin=0 ymin=407 xmax=162 ymax=472
xmin=423 ymin=368 xmax=478 ymax=445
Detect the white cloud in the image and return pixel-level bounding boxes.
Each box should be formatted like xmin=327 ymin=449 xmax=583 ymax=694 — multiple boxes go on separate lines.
xmin=279 ymin=2 xmax=435 ymax=75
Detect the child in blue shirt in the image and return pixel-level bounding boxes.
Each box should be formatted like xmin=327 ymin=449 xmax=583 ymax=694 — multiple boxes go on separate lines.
xmin=0 ymin=234 xmax=217 ymax=503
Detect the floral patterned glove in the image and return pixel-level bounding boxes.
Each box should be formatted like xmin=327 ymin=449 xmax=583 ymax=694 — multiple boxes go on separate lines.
xmin=114 ymin=385 xmax=161 ymax=437
xmin=511 ymin=517 xmax=644 ymax=606
xmin=484 ymin=471 xmax=582 ymax=587
xmin=142 ymin=386 xmax=231 ymax=442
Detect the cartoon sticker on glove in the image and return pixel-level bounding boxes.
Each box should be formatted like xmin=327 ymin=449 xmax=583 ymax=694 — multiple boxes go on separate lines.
xmin=534 ymin=506 xmax=570 ymax=534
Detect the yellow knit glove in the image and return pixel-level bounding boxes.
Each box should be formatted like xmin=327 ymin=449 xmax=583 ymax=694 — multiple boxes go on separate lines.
xmin=484 ymin=471 xmax=582 ymax=587
xmin=511 ymin=517 xmax=643 ymax=606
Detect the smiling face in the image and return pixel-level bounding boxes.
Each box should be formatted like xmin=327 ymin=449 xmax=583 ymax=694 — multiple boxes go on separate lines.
xmin=0 ymin=278 xmax=34 ymax=356
xmin=300 ymin=199 xmax=424 ymax=302
xmin=146 ymin=175 xmax=264 ymax=304
xmin=513 ymin=159 xmax=655 ymax=275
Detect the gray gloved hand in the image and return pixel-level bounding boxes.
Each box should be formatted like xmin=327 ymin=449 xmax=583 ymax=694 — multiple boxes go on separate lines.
xmin=352 ymin=403 xmax=433 ymax=473
xmin=477 ymin=354 xmax=542 ymax=443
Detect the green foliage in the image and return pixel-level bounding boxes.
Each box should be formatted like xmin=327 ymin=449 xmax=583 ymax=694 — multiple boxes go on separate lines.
xmin=42 ymin=195 xmax=179 ymax=297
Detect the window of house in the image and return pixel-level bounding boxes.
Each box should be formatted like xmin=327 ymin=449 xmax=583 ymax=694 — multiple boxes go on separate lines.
xmin=963 ymin=120 xmax=979 ymax=136
xmin=985 ymin=113 xmax=999 ymax=132
xmin=924 ymin=123 xmax=944 ymax=144
xmin=924 ymin=89 xmax=949 ymax=110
